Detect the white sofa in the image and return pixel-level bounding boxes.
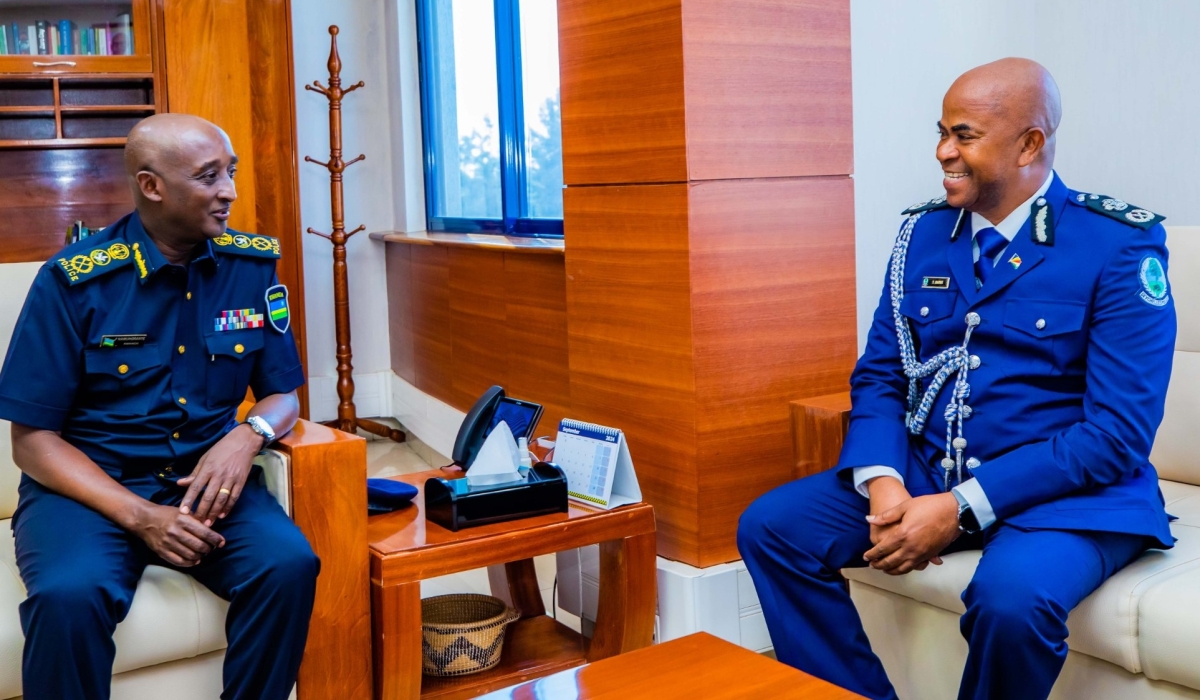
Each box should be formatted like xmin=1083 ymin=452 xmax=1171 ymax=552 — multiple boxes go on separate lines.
xmin=837 ymin=226 xmax=1200 ymax=699
xmin=0 ymin=262 xmax=372 ymax=699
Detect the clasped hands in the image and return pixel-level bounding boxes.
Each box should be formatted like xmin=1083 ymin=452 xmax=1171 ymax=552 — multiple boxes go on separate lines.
xmin=135 ymin=424 xmax=263 ymax=568
xmin=862 ymin=476 xmax=961 ymax=575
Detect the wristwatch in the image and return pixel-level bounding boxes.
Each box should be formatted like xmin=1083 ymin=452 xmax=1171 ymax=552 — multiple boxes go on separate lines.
xmin=953 ymin=490 xmax=982 ymax=535
xmin=243 ymin=415 xmax=276 ymax=448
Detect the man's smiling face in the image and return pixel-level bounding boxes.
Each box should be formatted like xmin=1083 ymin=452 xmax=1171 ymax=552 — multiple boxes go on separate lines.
xmin=935 ymin=90 xmax=1021 ymax=216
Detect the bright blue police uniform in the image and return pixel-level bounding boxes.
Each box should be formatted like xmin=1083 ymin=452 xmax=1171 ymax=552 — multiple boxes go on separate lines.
xmin=0 ymin=211 xmax=316 ymax=700
xmin=739 ymin=173 xmax=1176 ymax=700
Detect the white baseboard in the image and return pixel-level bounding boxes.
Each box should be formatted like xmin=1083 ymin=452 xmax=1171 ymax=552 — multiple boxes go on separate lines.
xmin=556 ymin=550 xmax=772 ymax=653
xmin=307 ymin=370 xmax=394 ymax=423
xmin=388 ymin=373 xmax=466 ymax=458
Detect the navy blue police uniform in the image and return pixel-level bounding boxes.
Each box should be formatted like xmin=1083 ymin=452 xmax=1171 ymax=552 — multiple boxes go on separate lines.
xmin=739 ymin=173 xmax=1176 ymax=700
xmin=0 ymin=210 xmax=317 ymax=700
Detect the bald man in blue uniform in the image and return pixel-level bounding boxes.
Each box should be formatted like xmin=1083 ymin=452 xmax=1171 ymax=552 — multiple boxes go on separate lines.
xmin=0 ymin=114 xmax=317 ymax=700
xmin=739 ymin=59 xmax=1175 ymax=700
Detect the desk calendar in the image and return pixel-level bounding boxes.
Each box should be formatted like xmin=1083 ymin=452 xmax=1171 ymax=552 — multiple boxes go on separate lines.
xmin=554 ymin=419 xmax=642 ymax=509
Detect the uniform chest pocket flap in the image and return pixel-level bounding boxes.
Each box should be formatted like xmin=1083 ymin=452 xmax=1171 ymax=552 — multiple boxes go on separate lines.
xmin=1003 ymin=300 xmax=1087 ymax=339
xmin=83 ymin=344 xmax=163 ymax=415
xmin=84 ymin=343 xmax=163 ymax=378
xmin=900 ymin=291 xmax=956 ymax=324
xmin=204 ymin=331 xmax=264 ymax=407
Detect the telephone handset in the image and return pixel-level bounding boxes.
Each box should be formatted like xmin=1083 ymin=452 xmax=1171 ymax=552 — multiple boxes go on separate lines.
xmin=451 ymin=385 xmax=544 ymax=469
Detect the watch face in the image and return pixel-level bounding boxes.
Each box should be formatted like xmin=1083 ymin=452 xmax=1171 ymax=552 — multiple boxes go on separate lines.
xmin=960 ymin=506 xmax=981 ymax=534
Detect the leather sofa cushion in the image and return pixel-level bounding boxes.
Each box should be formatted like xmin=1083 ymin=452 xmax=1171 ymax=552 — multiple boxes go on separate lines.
xmin=844 ymin=480 xmax=1200 ymax=682
xmin=1137 ymin=549 xmax=1200 ymax=690
xmin=0 ymin=523 xmax=228 ymax=699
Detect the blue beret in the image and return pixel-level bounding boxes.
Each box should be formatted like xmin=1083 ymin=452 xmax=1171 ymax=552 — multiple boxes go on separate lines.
xmin=367 ymin=478 xmax=418 ymax=514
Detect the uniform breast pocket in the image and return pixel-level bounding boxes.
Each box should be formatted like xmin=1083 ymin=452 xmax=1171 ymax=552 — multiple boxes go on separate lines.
xmin=900 ymin=291 xmax=960 ymax=351
xmin=204 ymin=330 xmax=264 ymax=408
xmin=1002 ymin=299 xmax=1088 ymax=375
xmin=83 ymin=344 xmax=164 ymax=415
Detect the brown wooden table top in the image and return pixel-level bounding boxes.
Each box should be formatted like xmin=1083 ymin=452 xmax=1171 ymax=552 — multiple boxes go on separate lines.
xmin=474 ymin=632 xmax=865 ymax=700
xmin=367 ymin=468 xmax=655 ymax=585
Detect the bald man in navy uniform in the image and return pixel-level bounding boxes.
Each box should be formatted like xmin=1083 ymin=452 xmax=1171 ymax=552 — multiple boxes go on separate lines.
xmin=0 ymin=114 xmax=317 ymax=700
xmin=739 ymin=59 xmax=1175 ymax=700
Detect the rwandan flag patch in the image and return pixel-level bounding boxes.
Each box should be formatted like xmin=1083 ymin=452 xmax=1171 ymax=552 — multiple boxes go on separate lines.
xmin=265 ymin=284 xmax=290 ymax=333
xmin=214 ymin=308 xmax=264 ymax=332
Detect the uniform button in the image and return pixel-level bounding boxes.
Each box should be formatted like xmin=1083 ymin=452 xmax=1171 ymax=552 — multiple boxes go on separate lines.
xmin=234 ymin=343 xmax=244 ymax=353
xmin=186 ymin=292 xmax=192 ymax=300
xmin=178 ymin=345 xmax=185 ymax=354
xmin=965 ymin=312 xmax=981 ymax=327
xmin=178 ymin=397 xmax=187 ymax=405
xmin=1035 ymin=319 xmax=1047 ymax=330
xmin=172 ymin=432 xmax=180 ymax=439
xmin=920 ymin=306 xmax=930 ymax=317
xmin=165 ymin=465 xmax=174 ymax=473
xmin=969 ymin=355 xmax=981 ymax=369
xmin=117 ymin=364 xmax=129 ymax=374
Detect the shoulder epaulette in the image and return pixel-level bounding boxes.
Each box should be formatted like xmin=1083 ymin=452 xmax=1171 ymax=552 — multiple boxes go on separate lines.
xmin=211 ymin=232 xmax=281 ymax=259
xmin=901 ymin=195 xmax=951 ymax=216
xmin=1071 ymin=192 xmax=1165 ymax=230
xmin=53 ymin=241 xmax=134 ymax=286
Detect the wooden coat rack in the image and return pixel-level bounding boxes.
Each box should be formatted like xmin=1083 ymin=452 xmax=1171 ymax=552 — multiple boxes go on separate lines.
xmin=304 ymin=25 xmax=404 ymax=442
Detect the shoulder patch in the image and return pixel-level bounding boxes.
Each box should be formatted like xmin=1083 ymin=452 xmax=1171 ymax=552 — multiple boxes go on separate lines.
xmin=212 ymin=232 xmax=281 ymax=259
xmin=1071 ymin=192 xmax=1165 ymax=230
xmin=901 ymin=195 xmax=951 ymax=216
xmin=53 ymin=241 xmax=134 ymax=285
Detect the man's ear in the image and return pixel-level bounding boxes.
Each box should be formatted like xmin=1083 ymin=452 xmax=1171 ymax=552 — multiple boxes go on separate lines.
xmin=1017 ymin=128 xmax=1046 ymax=167
xmin=135 ymin=170 xmax=164 ymax=203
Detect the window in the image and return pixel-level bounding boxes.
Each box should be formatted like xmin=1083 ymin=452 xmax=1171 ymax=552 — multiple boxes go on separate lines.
xmin=415 ymin=0 xmax=563 ymax=236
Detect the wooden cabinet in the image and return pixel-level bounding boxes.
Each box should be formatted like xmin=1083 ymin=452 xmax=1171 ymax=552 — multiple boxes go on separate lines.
xmin=0 ymin=0 xmax=160 ymax=262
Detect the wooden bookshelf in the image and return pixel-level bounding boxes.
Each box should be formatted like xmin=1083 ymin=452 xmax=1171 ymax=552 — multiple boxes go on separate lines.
xmin=0 ymin=0 xmax=158 ymax=262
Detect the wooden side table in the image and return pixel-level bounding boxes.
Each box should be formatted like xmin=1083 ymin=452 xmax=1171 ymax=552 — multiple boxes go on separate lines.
xmin=368 ymin=467 xmax=657 ymax=700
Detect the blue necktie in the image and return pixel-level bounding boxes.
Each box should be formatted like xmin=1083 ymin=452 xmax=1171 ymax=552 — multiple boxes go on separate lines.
xmin=974 ymin=227 xmax=1007 ymax=287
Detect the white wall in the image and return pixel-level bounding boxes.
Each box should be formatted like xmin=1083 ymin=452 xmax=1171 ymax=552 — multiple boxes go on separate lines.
xmin=851 ymin=0 xmax=1200 ymax=345
xmin=291 ymin=0 xmax=426 ymax=421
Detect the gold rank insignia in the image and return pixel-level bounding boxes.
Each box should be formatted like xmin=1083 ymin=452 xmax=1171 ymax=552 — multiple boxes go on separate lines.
xmin=212 ymin=230 xmax=281 ymax=259
xmin=55 ymin=241 xmax=135 ymax=285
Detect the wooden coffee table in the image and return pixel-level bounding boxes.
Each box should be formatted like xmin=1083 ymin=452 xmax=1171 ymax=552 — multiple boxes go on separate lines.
xmin=368 ymin=467 xmax=657 ymax=700
xmin=477 ymin=632 xmax=865 ymax=699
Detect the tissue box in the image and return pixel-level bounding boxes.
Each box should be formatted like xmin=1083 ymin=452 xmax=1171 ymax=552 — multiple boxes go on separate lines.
xmin=424 ymin=462 xmax=569 ymax=532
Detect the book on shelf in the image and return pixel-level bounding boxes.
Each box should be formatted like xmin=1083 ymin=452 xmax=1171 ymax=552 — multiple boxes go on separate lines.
xmin=25 ymin=25 xmax=34 ymax=55
xmin=0 ymin=25 xmax=8 ymax=55
xmin=35 ymin=21 xmax=48 ymax=56
xmin=57 ymin=20 xmax=74 ymax=55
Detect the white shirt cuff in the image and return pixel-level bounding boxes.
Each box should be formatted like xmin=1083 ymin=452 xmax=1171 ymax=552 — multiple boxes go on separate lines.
xmin=952 ymin=478 xmax=997 ymax=529
xmin=852 ymin=466 xmax=905 ymax=498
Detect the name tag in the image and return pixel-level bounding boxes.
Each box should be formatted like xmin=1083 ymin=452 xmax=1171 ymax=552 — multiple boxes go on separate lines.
xmin=100 ymin=334 xmax=147 ymax=348
xmin=921 ymin=276 xmax=951 ymax=289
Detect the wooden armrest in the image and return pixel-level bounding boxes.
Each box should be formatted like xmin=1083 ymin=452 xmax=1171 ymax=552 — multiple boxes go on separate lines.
xmin=275 ymin=419 xmax=372 ymax=700
xmin=789 ymin=392 xmax=852 ymax=479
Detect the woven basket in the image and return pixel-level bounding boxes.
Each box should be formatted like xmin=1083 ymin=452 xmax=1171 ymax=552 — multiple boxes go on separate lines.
xmin=420 ymin=594 xmax=521 ymax=677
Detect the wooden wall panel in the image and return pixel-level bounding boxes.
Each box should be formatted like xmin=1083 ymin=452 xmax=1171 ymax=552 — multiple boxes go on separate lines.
xmin=385 ymin=243 xmax=416 ymax=384
xmin=409 ymin=245 xmax=454 ymax=407
xmin=680 ymin=0 xmax=852 ymax=180
xmin=563 ymin=184 xmax=701 ymax=563
xmin=449 ymin=247 xmax=511 ymax=407
xmin=386 ymin=244 xmax=571 ymax=443
xmin=505 ymin=254 xmax=571 ymax=437
xmin=689 ymin=177 xmax=857 ymax=565
xmin=558 ymin=0 xmax=687 ymax=185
